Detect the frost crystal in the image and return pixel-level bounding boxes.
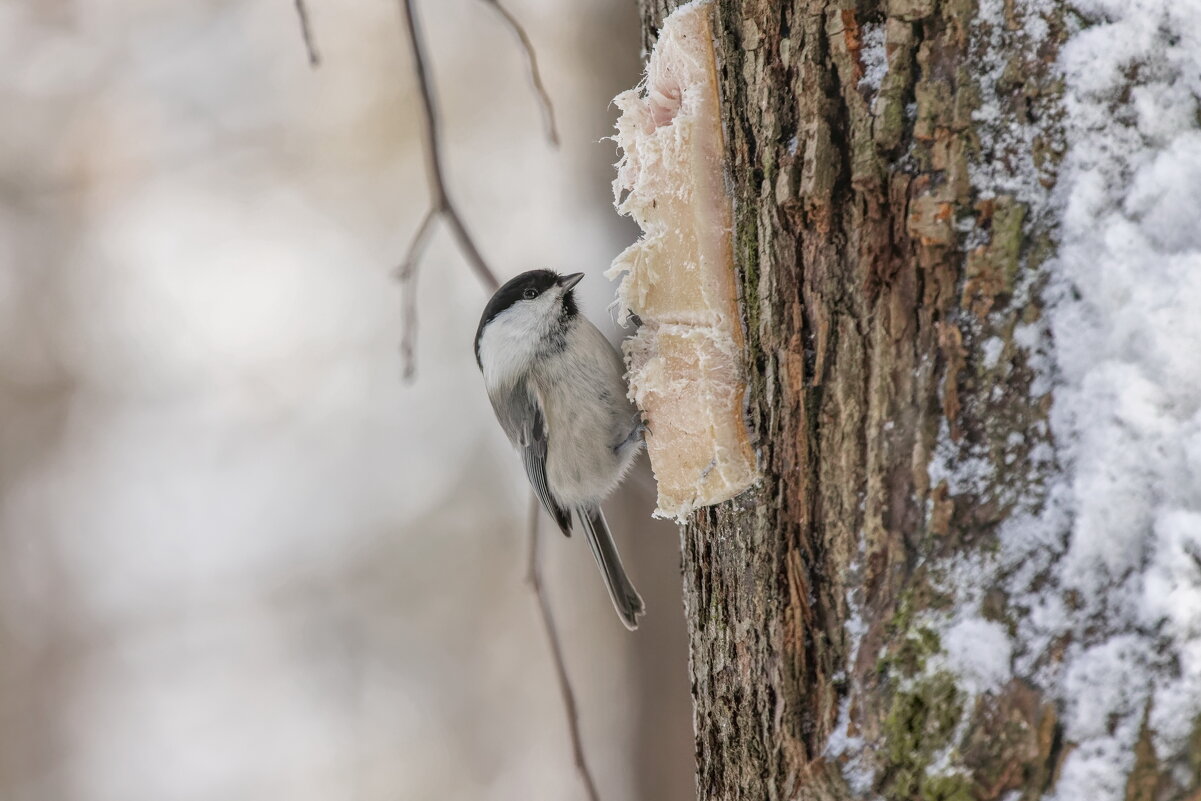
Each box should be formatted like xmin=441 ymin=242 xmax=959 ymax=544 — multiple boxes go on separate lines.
xmin=857 ymin=23 xmax=888 ymax=94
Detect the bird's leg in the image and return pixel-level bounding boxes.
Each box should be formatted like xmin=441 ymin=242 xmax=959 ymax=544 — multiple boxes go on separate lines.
xmin=611 ymin=412 xmax=646 ymax=455
xmin=612 ymin=410 xmax=651 ymax=454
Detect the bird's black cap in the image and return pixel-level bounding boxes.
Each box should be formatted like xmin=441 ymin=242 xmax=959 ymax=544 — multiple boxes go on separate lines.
xmin=474 ymin=270 xmax=580 ymax=367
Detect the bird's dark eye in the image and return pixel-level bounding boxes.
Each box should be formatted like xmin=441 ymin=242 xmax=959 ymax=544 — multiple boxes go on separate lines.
xmin=522 ymin=287 xmax=538 ymax=300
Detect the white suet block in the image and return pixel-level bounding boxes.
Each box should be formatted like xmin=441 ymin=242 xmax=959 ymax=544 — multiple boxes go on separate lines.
xmin=607 ymin=0 xmax=759 ymax=521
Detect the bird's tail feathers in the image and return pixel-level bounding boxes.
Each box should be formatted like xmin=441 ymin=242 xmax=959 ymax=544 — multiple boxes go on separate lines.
xmin=578 ymin=506 xmax=645 ymax=630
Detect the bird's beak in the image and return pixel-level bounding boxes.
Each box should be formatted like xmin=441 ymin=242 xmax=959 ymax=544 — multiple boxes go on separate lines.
xmin=557 ymin=272 xmax=585 ymax=291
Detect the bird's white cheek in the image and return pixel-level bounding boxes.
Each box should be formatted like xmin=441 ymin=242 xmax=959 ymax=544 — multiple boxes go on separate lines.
xmin=478 ymin=308 xmax=543 ymax=388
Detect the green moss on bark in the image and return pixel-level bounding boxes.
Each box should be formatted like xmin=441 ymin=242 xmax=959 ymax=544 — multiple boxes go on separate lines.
xmin=882 ymin=673 xmax=966 ymax=800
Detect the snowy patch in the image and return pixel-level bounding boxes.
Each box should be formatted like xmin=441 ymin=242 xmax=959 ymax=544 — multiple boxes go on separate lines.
xmin=935 ymin=617 xmax=1013 ymax=696
xmin=1024 ymin=0 xmax=1201 ymax=791
xmin=980 ymin=336 xmax=1005 ymax=370
xmin=826 ymin=539 xmax=871 ymax=785
xmin=933 ymin=0 xmax=1201 ymax=796
xmin=857 ymin=23 xmax=888 ymax=95
xmin=929 ymin=418 xmax=998 ymax=498
xmin=825 ymin=695 xmax=875 ymax=796
xmin=968 ymin=1 xmax=1058 ymax=205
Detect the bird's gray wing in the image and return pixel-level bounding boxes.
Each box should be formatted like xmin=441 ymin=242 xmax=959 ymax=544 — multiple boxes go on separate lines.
xmin=492 ymin=381 xmax=572 ymax=536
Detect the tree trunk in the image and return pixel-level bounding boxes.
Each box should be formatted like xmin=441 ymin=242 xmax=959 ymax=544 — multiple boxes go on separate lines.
xmin=632 ymin=1 xmax=1201 ymax=800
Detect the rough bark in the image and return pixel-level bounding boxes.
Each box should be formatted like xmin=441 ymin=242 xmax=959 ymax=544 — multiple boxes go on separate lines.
xmin=632 ymin=2 xmax=1200 ymax=800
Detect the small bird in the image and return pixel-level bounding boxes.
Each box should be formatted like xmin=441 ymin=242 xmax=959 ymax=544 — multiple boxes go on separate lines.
xmin=475 ymin=269 xmax=646 ymax=629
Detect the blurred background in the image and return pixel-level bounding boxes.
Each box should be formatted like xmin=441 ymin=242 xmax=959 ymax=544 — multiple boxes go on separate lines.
xmin=0 ymin=1 xmax=694 ymax=799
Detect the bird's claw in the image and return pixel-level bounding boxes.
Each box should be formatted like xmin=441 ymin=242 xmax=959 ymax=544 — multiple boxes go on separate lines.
xmin=637 ymin=410 xmax=652 ymax=439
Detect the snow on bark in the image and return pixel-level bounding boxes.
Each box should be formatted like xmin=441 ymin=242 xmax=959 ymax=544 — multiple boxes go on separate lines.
xmin=1023 ymin=0 xmax=1201 ymax=793
xmin=927 ymin=0 xmax=1201 ymax=797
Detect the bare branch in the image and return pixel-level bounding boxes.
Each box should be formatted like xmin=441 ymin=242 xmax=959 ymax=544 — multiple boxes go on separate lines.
xmin=395 ymin=208 xmax=439 ymax=381
xmin=286 ymin=2 xmax=590 ymax=788
xmin=392 ymin=7 xmax=601 ymax=798
xmin=293 ymin=0 xmax=321 ymax=67
xmin=525 ymin=495 xmax=603 ymax=801
xmin=398 ymin=0 xmax=500 ymax=293
xmin=479 ymin=0 xmax=560 ymax=148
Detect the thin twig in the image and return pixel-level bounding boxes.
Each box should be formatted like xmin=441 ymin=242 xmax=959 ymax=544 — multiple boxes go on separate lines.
xmin=293 ymin=6 xmax=588 ymax=788
xmin=398 ymin=0 xmax=500 ymax=293
xmin=395 ymin=208 xmax=439 ymax=381
xmin=479 ymin=0 xmax=560 ymax=148
xmin=395 ymin=4 xmax=599 ymax=798
xmin=293 ymin=0 xmax=321 ymax=67
xmin=525 ymin=496 xmax=603 ymax=801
